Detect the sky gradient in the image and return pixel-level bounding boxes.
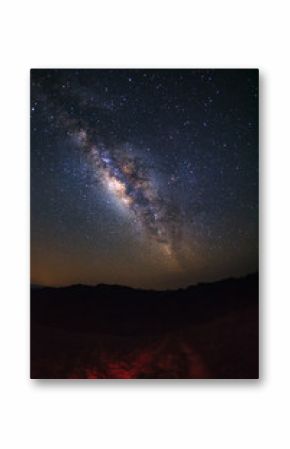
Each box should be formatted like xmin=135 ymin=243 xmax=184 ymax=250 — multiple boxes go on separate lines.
xmin=31 ymin=69 xmax=258 ymax=289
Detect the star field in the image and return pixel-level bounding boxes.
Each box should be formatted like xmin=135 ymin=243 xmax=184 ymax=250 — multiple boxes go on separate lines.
xmin=31 ymin=69 xmax=258 ymax=289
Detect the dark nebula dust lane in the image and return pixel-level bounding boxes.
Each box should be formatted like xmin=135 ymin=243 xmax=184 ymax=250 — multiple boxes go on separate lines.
xmin=74 ymin=127 xmax=179 ymax=259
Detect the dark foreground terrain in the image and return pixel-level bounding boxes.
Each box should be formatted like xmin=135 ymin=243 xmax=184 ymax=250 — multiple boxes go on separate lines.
xmin=31 ymin=274 xmax=259 ymax=379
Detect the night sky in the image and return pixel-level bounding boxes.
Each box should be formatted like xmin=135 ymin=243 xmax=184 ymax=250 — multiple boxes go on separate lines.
xmin=31 ymin=69 xmax=258 ymax=289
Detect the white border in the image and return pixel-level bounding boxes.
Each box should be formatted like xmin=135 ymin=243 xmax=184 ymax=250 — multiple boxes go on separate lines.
xmin=0 ymin=1 xmax=289 ymax=448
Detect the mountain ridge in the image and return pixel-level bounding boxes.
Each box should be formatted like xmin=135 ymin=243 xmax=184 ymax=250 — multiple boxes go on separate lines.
xmin=31 ymin=272 xmax=258 ymax=293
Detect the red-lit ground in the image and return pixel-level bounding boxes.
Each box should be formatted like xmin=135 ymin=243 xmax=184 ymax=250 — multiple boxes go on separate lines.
xmin=31 ymin=305 xmax=258 ymax=379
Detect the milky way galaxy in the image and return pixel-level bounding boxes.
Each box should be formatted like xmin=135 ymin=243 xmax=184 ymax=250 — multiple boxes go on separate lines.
xmin=74 ymin=128 xmax=179 ymax=260
xmin=31 ymin=69 xmax=258 ymax=289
